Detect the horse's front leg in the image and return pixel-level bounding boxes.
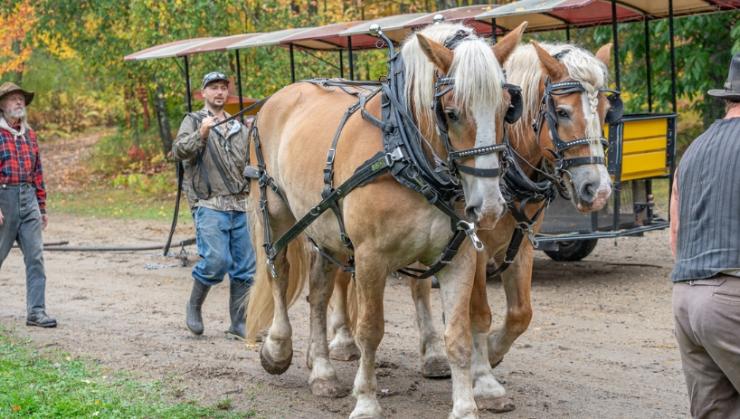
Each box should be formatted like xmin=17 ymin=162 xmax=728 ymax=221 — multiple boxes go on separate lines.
xmin=349 ymin=253 xmax=388 ymax=419
xmin=470 ymin=251 xmax=515 ymax=413
xmin=260 ymin=247 xmax=295 ymax=375
xmin=408 ymin=275 xmax=451 ymax=378
xmin=488 ymin=242 xmax=534 ymax=368
xmin=437 ymin=245 xmax=479 ymax=419
xmin=328 ymin=269 xmax=361 ymax=361
xmin=306 ymin=251 xmax=349 ymax=398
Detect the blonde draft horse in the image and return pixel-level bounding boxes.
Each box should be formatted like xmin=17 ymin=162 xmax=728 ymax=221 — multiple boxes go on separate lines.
xmin=330 ymin=41 xmax=616 ymax=412
xmin=245 ymin=23 xmax=526 ymax=419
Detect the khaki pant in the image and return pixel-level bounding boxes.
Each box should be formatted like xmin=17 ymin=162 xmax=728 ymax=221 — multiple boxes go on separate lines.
xmin=673 ymin=276 xmax=740 ymax=419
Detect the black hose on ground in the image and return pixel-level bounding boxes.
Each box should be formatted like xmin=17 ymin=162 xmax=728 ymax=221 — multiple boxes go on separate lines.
xmin=15 ymin=238 xmax=196 ymax=252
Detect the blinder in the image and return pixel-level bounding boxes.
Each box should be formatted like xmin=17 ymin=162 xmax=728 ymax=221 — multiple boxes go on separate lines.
xmin=602 ymin=88 xmax=623 ymax=125
xmin=504 ymin=83 xmax=523 ymax=124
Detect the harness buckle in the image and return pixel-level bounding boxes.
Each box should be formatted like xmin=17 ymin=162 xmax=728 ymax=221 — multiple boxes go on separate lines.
xmin=457 ymin=220 xmax=485 ymax=252
xmin=267 ymin=260 xmax=278 ymax=278
xmin=385 ymin=147 xmax=404 ymax=166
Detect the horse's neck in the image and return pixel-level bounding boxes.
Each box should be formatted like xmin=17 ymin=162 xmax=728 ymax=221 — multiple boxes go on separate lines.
xmin=412 ymin=102 xmax=448 ymax=161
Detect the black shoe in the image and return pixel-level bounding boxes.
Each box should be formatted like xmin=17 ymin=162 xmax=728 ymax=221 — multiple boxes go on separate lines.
xmin=26 ymin=311 xmax=57 ymax=328
xmin=227 ymin=280 xmax=249 ymax=339
xmin=186 ymin=280 xmax=210 ymax=335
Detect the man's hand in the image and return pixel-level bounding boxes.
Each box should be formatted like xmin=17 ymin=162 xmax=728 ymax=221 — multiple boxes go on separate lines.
xmin=199 ymin=116 xmax=220 ymax=140
xmin=0 ymin=208 xmax=3 ymax=226
xmin=42 ymin=214 xmax=48 ymax=230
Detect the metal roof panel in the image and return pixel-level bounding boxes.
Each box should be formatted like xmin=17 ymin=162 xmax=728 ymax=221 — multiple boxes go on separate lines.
xmin=227 ymin=27 xmax=315 ymax=49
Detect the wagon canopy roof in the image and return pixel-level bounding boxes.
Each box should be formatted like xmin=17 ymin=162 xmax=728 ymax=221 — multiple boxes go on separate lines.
xmin=338 ymin=12 xmax=428 ymax=43
xmin=474 ymin=0 xmax=739 ymax=32
xmin=226 ymin=27 xmax=316 ymax=49
xmin=277 ymin=22 xmax=372 ymax=50
xmin=403 ymin=5 xmax=501 ymax=36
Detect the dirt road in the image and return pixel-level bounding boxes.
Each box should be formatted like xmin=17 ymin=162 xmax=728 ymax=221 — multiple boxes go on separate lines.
xmin=0 ymin=213 xmax=688 ymax=418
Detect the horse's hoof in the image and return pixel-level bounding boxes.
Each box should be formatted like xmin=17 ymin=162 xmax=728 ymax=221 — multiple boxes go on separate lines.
xmin=310 ymin=377 xmax=349 ymax=398
xmin=260 ymin=343 xmax=292 ymax=375
xmin=421 ymin=354 xmax=451 ymax=379
xmin=329 ymin=341 xmax=360 ymax=361
xmin=350 ymin=399 xmax=382 ymax=419
xmin=448 ymin=409 xmax=479 ymax=419
xmin=489 ymin=356 xmax=503 ymax=369
xmin=349 ymin=412 xmax=383 ymax=419
xmin=477 ymin=396 xmax=515 ymax=413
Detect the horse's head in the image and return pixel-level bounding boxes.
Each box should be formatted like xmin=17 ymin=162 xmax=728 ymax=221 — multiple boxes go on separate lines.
xmin=404 ymin=23 xmax=526 ymax=228
xmin=528 ymin=42 xmax=616 ymax=212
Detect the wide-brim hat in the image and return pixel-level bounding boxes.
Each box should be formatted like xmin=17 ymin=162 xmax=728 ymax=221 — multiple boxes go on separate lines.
xmin=708 ymin=53 xmax=740 ymax=100
xmin=0 ymin=81 xmax=34 ymax=106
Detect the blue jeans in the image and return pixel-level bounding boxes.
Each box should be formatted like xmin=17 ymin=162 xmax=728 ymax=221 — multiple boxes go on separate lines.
xmin=192 ymin=206 xmax=256 ymax=287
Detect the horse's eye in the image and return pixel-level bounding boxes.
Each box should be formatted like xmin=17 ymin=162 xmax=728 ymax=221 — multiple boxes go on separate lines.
xmin=445 ymin=108 xmax=460 ymax=122
xmin=556 ymin=108 xmax=570 ymax=119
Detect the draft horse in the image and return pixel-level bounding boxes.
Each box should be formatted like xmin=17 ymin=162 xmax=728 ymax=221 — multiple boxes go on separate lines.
xmin=245 ymin=22 xmax=527 ymax=419
xmin=327 ymin=40 xmax=619 ymax=412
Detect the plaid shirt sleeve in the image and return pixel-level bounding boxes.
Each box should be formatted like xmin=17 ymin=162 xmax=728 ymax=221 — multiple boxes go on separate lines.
xmin=28 ymin=129 xmax=47 ymax=214
xmin=0 ymin=127 xmax=47 ymax=213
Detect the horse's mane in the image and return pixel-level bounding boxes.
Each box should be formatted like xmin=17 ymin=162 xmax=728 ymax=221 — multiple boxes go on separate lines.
xmin=503 ymin=43 xmax=609 ymax=143
xmin=401 ymin=23 xmax=505 ymax=134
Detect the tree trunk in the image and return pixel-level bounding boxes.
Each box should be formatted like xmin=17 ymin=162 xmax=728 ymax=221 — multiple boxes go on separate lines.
xmin=153 ymin=80 xmax=173 ymax=156
xmin=11 ymin=40 xmax=23 ymax=84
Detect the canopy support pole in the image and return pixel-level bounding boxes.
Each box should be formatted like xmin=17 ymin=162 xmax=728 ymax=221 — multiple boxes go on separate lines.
xmin=235 ymin=49 xmax=245 ymax=123
xmin=610 ymin=0 xmax=621 ymax=90
xmin=644 ymin=18 xmax=653 ymax=112
xmin=491 ymin=19 xmax=497 ymax=43
xmin=565 ymin=25 xmax=571 ymax=42
xmin=348 ymin=37 xmax=355 ymax=80
xmin=165 ymin=55 xmax=192 ymax=256
xmin=339 ymin=50 xmax=345 ymax=78
xmin=289 ymin=43 xmax=296 ymax=83
xmin=668 ymin=0 xmax=677 ymax=113
xmin=184 ymin=56 xmax=192 ymax=112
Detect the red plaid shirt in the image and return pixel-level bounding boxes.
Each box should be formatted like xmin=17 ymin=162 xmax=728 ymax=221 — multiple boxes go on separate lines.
xmin=0 ymin=120 xmax=46 ymax=213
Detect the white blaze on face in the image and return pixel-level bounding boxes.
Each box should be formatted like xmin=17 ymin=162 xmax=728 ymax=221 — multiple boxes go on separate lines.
xmin=468 ymin=106 xmax=505 ymax=222
xmin=579 ymin=88 xmax=611 ymax=207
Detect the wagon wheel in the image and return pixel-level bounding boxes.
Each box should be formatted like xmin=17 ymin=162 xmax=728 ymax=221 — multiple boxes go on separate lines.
xmin=543 ymin=239 xmax=598 ymax=262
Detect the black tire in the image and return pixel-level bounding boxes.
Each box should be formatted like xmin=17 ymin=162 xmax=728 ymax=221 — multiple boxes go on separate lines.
xmin=543 ymin=239 xmax=598 ymax=262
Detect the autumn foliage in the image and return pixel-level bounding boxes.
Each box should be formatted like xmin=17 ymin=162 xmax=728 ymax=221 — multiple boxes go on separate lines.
xmin=0 ymin=1 xmax=36 ymax=77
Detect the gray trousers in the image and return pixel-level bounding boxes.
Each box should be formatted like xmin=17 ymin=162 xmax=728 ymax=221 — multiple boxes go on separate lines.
xmin=0 ymin=184 xmax=47 ymax=315
xmin=673 ymin=276 xmax=740 ymax=419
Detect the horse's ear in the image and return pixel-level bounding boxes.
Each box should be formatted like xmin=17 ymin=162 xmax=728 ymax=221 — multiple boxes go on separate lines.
xmin=493 ymin=21 xmax=527 ymax=64
xmin=532 ymin=41 xmax=567 ymax=81
xmin=595 ymin=43 xmax=612 ymax=67
xmin=416 ymin=33 xmax=453 ymax=74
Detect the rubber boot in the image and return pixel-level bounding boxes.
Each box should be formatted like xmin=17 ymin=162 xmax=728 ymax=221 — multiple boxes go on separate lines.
xmin=186 ymin=280 xmax=210 ymax=335
xmin=227 ymin=280 xmax=249 ymax=339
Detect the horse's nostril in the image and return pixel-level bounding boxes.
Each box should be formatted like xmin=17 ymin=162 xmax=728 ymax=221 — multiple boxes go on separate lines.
xmin=580 ymin=182 xmax=596 ymax=202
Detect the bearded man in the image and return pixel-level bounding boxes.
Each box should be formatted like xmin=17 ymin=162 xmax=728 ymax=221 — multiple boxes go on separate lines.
xmin=173 ymin=72 xmax=255 ymax=339
xmin=0 ymin=82 xmax=56 ymax=328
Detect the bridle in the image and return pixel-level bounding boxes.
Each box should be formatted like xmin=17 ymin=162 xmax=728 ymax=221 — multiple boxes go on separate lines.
xmin=533 ymin=78 xmax=622 ymax=172
xmin=430 ymin=29 xmax=524 ymax=180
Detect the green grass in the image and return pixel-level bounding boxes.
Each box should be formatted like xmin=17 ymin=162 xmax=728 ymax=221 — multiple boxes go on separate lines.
xmin=48 ymin=188 xmax=192 ymax=224
xmin=0 ymin=329 xmax=253 ymax=418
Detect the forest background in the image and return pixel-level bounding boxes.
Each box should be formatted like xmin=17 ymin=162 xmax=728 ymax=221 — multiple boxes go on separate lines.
xmin=0 ymin=0 xmax=738 ymax=218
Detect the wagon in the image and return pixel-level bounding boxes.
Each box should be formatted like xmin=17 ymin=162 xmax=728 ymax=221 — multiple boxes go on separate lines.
xmin=124 ymin=0 xmax=738 ymax=258
xmin=476 ymin=0 xmax=738 ymax=260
